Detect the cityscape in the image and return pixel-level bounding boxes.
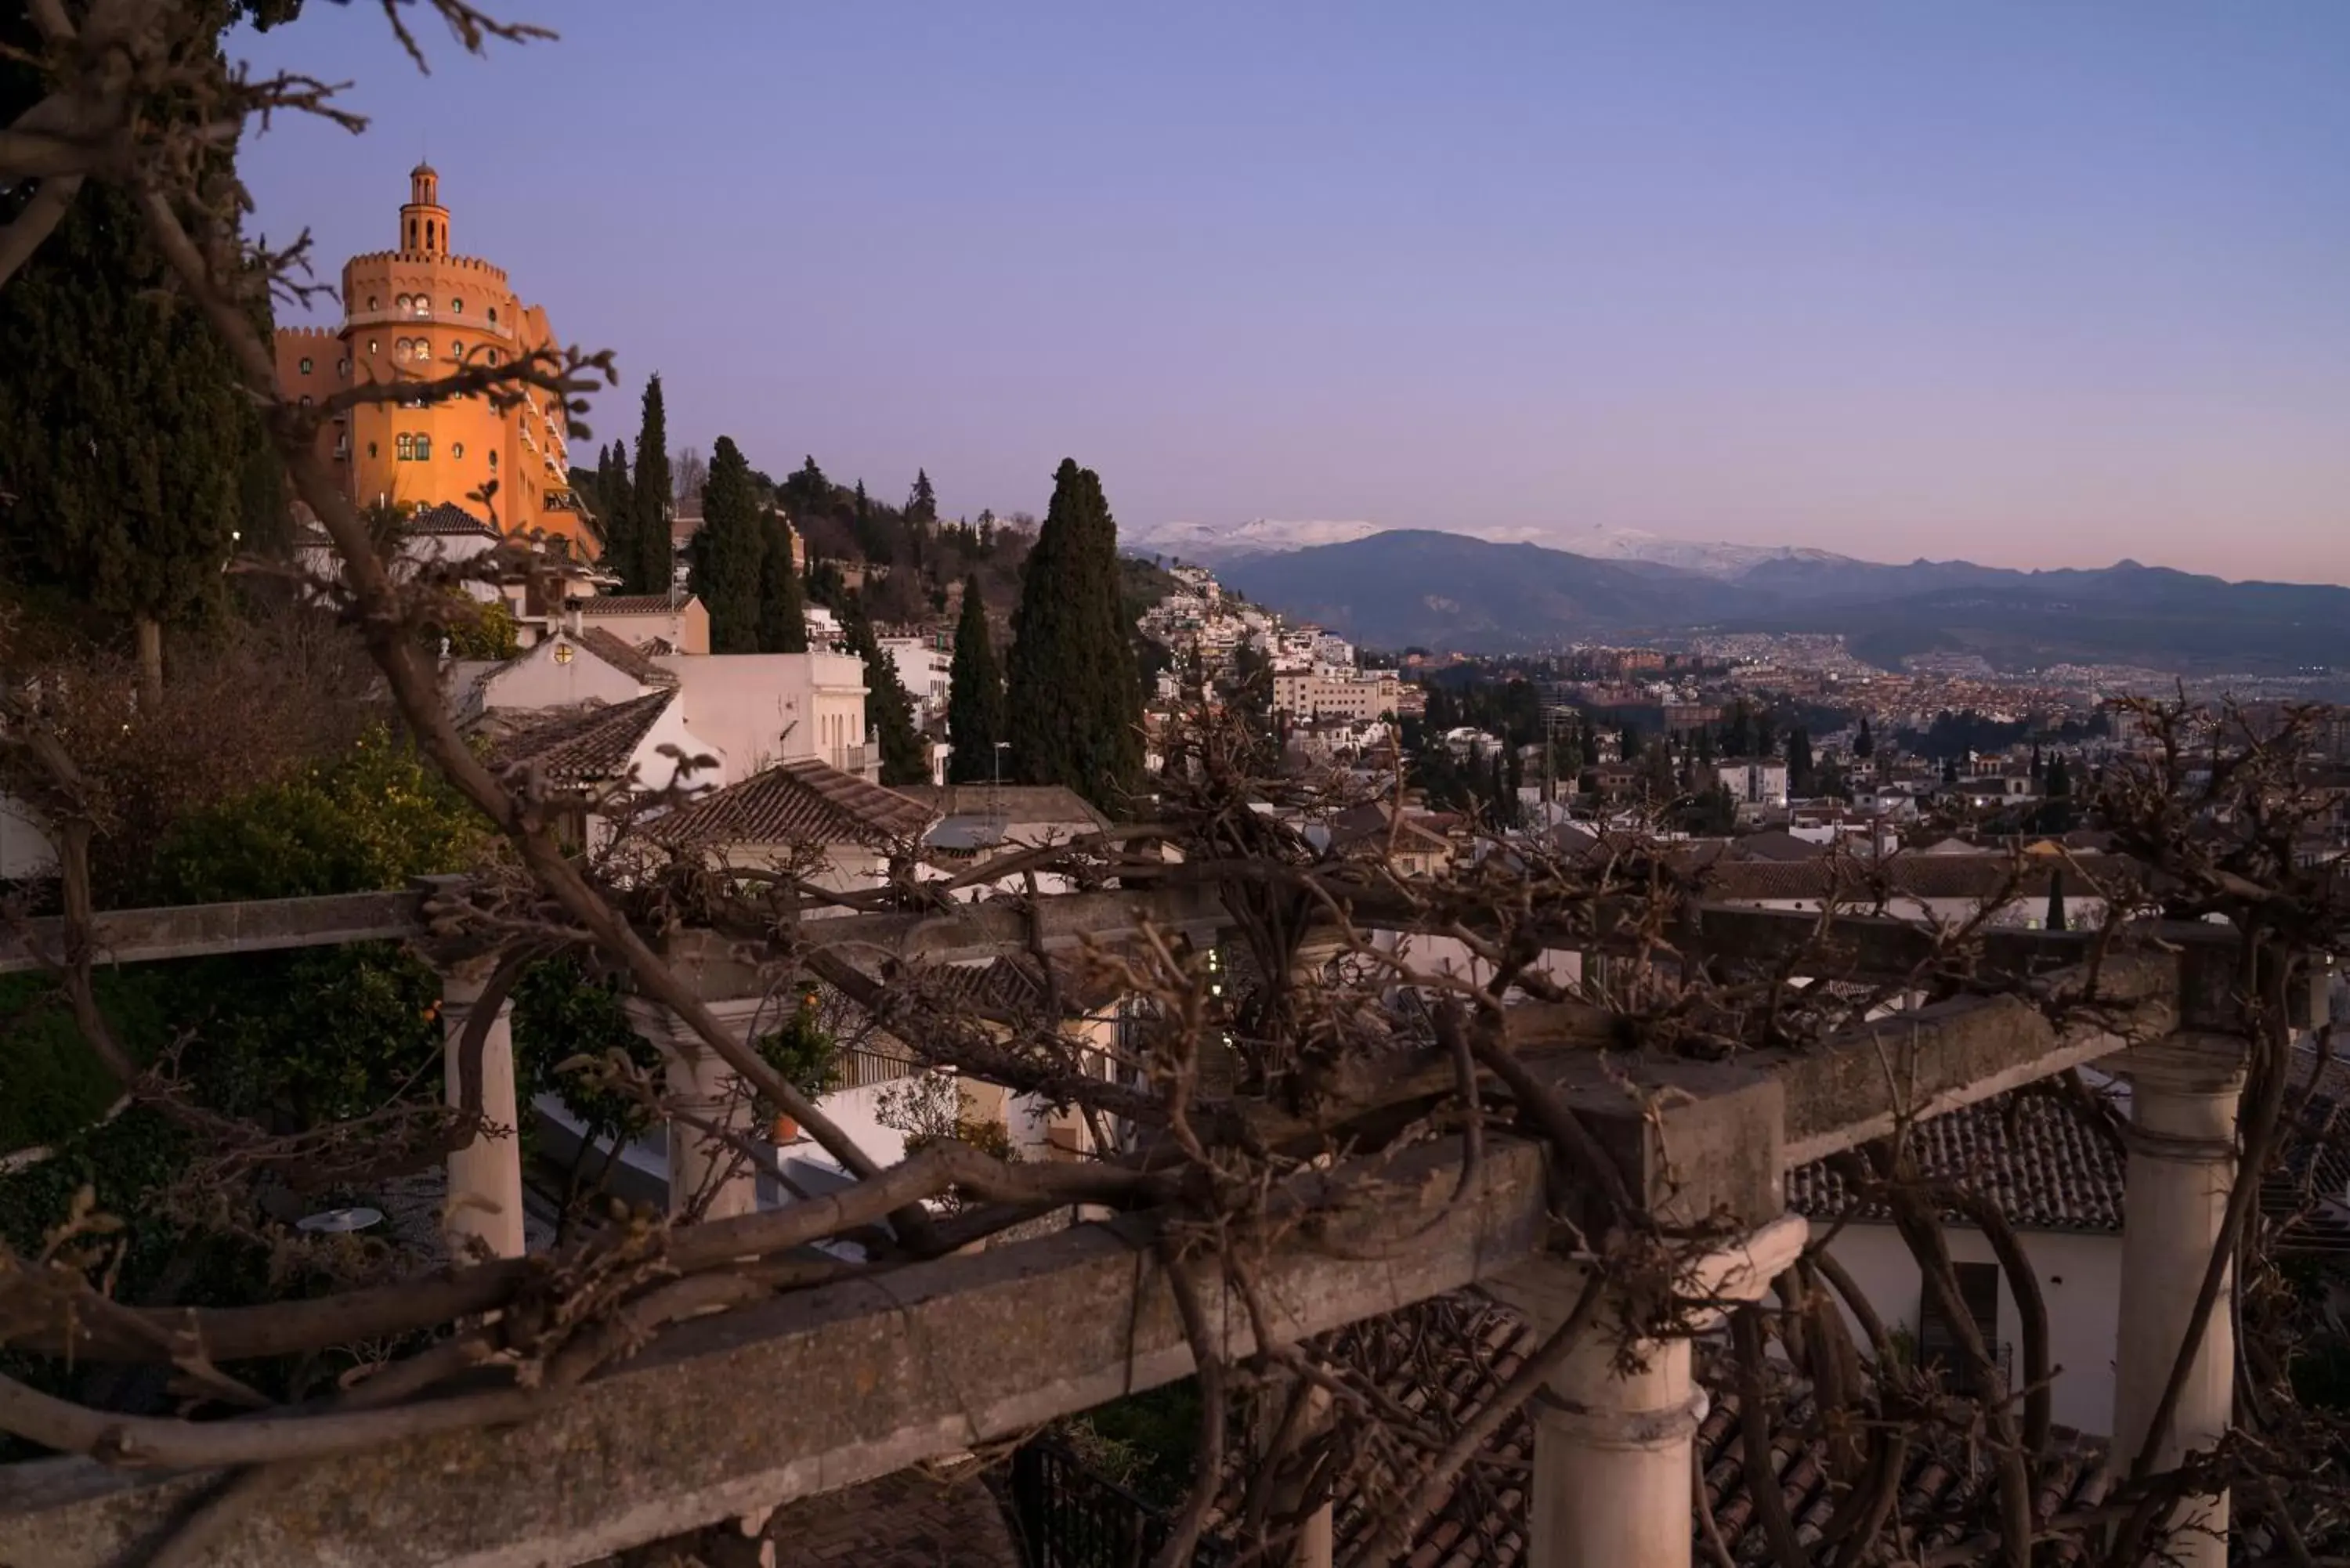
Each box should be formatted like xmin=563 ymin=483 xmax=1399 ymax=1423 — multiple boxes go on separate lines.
xmin=0 ymin=7 xmax=2345 ymax=1568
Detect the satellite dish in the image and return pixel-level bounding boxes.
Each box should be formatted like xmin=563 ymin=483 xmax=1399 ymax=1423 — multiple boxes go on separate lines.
xmin=296 ymin=1206 xmax=385 ymax=1235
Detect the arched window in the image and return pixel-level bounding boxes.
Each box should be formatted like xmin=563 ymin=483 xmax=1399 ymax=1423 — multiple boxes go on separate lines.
xmin=450 ymin=298 xmax=463 ymax=314
xmin=425 ymin=221 xmax=436 ymax=250
xmin=367 ymin=295 xmax=378 ymax=311
xmin=367 ymin=442 xmax=378 ymax=458
xmin=396 ymin=434 xmax=414 ymax=461
xmin=298 ymin=395 xmax=313 ymax=409
xmin=486 ymin=306 xmax=498 ymax=325
xmin=414 ymin=338 xmax=429 ymax=360
xmin=451 ymin=442 xmax=465 ymax=459
xmin=395 ymin=339 xmax=411 ymax=363
xmin=414 ymin=435 xmax=432 ymax=461
xmin=337 ymin=357 xmax=350 ymax=377
xmin=487 ymin=450 xmax=498 ymax=470
xmin=485 ymin=348 xmax=498 ymax=366
xmin=298 ymin=356 xmax=313 ymax=374
xmin=367 ymin=338 xmax=378 ymax=356
xmin=394 ymin=294 xmax=409 ymax=313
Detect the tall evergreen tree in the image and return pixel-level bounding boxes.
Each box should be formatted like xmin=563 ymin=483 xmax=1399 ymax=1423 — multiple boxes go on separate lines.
xmin=597 ymin=437 xmax=636 ymax=576
xmin=945 ymin=576 xmax=1006 ymax=783
xmin=844 ymin=607 xmax=927 ymax=786
xmin=689 ymin=436 xmax=764 ymax=653
xmin=1003 ymin=459 xmax=1143 ymax=811
xmin=0 ymin=180 xmax=266 ymax=699
xmin=1854 ymin=716 xmax=1875 ymax=759
xmin=755 ymin=508 xmax=808 ymax=654
xmin=1788 ymin=725 xmax=1814 ymax=794
xmin=628 ymin=376 xmax=673 ymax=594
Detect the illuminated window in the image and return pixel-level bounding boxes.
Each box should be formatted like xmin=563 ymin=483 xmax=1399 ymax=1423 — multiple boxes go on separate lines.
xmin=396 ymin=434 xmax=414 ymax=461
xmin=367 ymin=295 xmax=379 ymax=311
xmin=298 ymin=395 xmax=313 ymax=409
xmin=451 ymin=443 xmax=465 ymax=459
xmin=368 ymin=339 xmax=378 ymax=356
xmin=395 ymin=339 xmax=411 ymax=363
xmin=298 ymin=356 xmax=313 ymax=374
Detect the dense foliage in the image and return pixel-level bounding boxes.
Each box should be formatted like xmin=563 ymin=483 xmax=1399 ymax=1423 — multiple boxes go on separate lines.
xmin=944 ymin=576 xmax=1005 ymax=783
xmin=690 ymin=435 xmax=764 ymax=654
xmin=1004 ymin=460 xmax=1143 ymax=811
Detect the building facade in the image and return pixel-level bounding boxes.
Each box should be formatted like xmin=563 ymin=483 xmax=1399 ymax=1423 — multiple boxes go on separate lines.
xmin=273 ymin=166 xmax=589 ymax=553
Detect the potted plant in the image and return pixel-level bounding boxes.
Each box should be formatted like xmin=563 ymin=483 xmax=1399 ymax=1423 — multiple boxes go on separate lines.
xmin=757 ymin=987 xmax=837 ymax=1143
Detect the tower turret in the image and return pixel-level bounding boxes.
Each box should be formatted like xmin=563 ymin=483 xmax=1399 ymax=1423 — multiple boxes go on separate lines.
xmin=400 ymin=163 xmax=449 ymax=255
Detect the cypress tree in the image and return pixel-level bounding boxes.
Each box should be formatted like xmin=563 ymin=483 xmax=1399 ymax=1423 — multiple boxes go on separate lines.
xmin=0 ymin=179 xmax=264 ymax=699
xmin=945 ymin=576 xmax=1005 ymax=783
xmin=1854 ymin=716 xmax=1875 ymax=759
xmin=1788 ymin=725 xmax=1814 ymax=794
xmin=1003 ymin=459 xmax=1142 ymax=811
xmin=756 ymin=508 xmax=808 ymax=654
xmin=844 ymin=607 xmax=927 ymax=786
xmin=598 ymin=437 xmax=636 ymax=576
xmin=689 ymin=436 xmax=764 ymax=653
xmin=629 ymin=376 xmax=673 ymax=594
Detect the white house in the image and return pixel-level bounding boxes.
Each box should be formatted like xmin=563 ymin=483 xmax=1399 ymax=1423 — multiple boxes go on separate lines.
xmin=653 ymin=650 xmax=873 ymax=781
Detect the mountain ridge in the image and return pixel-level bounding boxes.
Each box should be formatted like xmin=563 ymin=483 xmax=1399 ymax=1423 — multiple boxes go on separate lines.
xmin=1213 ymin=529 xmax=2350 ymax=675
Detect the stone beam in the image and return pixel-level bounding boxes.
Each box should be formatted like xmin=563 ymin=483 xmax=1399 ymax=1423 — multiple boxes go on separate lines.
xmin=0 ymin=890 xmax=427 ymax=976
xmin=1769 ymin=946 xmax=2179 ymax=1166
xmin=0 ymin=1130 xmax=1551 ymax=1568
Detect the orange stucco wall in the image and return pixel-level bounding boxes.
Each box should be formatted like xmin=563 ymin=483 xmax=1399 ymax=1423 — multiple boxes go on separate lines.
xmin=270 ymin=167 xmax=590 ymax=555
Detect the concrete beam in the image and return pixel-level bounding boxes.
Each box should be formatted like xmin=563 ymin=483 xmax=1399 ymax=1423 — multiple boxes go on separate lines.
xmin=1770 ymin=946 xmax=2179 ymax=1166
xmin=0 ymin=890 xmax=428 ymax=976
xmin=0 ymin=1131 xmax=1551 ymax=1568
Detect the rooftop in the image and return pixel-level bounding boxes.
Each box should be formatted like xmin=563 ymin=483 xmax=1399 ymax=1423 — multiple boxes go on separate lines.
xmin=654 ymin=759 xmax=935 ymax=851
xmin=483 ymin=690 xmax=677 ymax=786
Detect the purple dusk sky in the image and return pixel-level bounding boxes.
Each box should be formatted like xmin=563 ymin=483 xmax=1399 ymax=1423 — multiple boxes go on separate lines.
xmin=238 ymin=3 xmax=2349 ymax=585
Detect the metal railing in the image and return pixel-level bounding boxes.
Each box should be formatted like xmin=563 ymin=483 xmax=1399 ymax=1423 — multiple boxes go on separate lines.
xmin=1007 ymin=1442 xmax=1235 ymax=1568
xmin=832 ymin=1046 xmax=918 ymax=1093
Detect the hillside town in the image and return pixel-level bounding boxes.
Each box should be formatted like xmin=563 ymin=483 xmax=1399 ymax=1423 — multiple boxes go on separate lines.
xmin=5 ymin=11 xmax=2350 ymax=1568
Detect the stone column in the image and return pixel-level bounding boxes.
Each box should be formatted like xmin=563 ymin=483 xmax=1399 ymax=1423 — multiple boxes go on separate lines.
xmin=625 ymin=997 xmax=771 ymax=1222
xmin=439 ymin=959 xmax=526 ymax=1259
xmin=1260 ymin=1380 xmax=1333 ymax=1568
xmin=1486 ymin=1214 xmax=1804 ymax=1568
xmin=2112 ymin=1034 xmax=2247 ymax=1568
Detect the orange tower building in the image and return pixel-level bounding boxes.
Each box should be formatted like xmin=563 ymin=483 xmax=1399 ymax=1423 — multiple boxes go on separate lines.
xmin=274 ymin=165 xmax=591 ymax=554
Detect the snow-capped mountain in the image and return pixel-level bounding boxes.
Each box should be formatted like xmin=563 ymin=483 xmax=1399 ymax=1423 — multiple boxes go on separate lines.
xmin=1126 ymin=518 xmax=1385 ymax=562
xmin=1126 ymin=517 xmax=1860 ymax=580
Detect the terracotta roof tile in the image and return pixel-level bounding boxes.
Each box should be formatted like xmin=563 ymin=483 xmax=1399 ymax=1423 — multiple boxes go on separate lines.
xmin=407 ymin=500 xmax=501 ymax=539
xmin=655 ymin=759 xmax=935 ymax=851
xmin=486 ymin=690 xmax=676 ymax=786
xmin=579 ymin=594 xmax=683 ymax=616
xmin=1788 ymin=1094 xmax=2126 ymax=1233
xmin=572 ymin=626 xmax=674 ymax=687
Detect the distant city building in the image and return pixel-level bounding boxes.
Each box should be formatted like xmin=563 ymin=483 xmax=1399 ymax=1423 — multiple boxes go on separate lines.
xmin=1274 ymin=668 xmax=1401 ymax=722
xmin=274 ymin=165 xmax=589 ymax=555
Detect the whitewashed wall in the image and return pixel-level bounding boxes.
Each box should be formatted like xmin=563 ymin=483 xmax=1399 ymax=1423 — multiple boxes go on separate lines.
xmin=1813 ymin=1219 xmax=2123 ymax=1436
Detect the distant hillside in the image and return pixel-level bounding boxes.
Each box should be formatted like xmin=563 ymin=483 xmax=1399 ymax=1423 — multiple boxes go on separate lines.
xmin=1221 ymin=532 xmax=2350 ymax=674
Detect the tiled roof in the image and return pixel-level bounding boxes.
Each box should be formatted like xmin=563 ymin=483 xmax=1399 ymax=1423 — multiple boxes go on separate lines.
xmin=901 ymin=952 xmax=1129 ymax=1016
xmin=1788 ymin=1094 xmax=2125 ymax=1233
xmin=655 ymin=758 xmax=935 ymax=850
xmin=579 ymin=594 xmax=683 ymax=616
xmin=573 ymin=626 xmax=675 ymax=687
xmin=893 ymin=784 xmax=1115 ymax=833
xmin=486 ymin=691 xmax=675 ymax=786
xmin=407 ymin=500 xmax=501 ymax=539
xmin=1310 ymin=1294 xmax=2110 ymax=1568
xmin=1329 ymin=801 xmax=1452 ymax=855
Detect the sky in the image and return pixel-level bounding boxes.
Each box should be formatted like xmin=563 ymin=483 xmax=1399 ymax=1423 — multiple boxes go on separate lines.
xmin=237 ymin=2 xmax=2350 ymax=584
